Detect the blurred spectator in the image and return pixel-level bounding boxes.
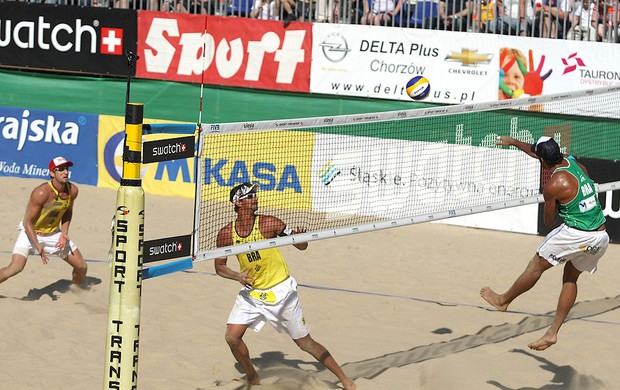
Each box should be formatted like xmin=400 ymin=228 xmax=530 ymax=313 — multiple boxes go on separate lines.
xmin=316 ymin=0 xmax=340 ymax=22
xmin=444 ymin=0 xmax=469 ymax=30
xmin=596 ymin=0 xmax=620 ymax=41
xmin=184 ymin=0 xmax=217 ymax=13
xmin=115 ymin=0 xmax=158 ymax=9
xmin=361 ymin=0 xmax=404 ymax=25
xmin=446 ymin=0 xmax=496 ymax=31
xmin=534 ymin=0 xmax=573 ymax=38
xmin=472 ymin=0 xmax=497 ymax=30
xmin=488 ymin=0 xmax=534 ymax=35
xmin=422 ymin=0 xmax=447 ymax=28
xmin=567 ymin=0 xmax=597 ymax=39
xmin=280 ymin=0 xmax=299 ymax=26
xmin=250 ymin=0 xmax=278 ymax=18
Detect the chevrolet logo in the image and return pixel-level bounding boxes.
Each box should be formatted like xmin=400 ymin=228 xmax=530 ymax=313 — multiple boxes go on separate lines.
xmin=445 ymin=49 xmax=493 ymax=66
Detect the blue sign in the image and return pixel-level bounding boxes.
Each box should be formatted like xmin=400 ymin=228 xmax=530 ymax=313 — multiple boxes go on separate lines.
xmin=0 ymin=106 xmax=99 ymax=185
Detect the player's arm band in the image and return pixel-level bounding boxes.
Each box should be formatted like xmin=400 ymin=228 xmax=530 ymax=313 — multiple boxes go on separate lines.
xmin=280 ymin=226 xmax=294 ymax=236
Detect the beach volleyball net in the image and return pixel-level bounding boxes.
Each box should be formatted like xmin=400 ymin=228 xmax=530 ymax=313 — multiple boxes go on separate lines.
xmin=192 ymin=87 xmax=620 ymax=261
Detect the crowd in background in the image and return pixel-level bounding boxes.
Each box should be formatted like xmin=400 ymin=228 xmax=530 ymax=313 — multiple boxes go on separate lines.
xmin=11 ymin=0 xmax=620 ymax=41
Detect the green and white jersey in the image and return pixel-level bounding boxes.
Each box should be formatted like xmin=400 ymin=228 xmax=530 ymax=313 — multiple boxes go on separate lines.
xmin=554 ymin=156 xmax=606 ymax=231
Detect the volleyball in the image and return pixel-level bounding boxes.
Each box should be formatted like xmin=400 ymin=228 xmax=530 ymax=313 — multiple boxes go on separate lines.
xmin=406 ymin=76 xmax=431 ymax=100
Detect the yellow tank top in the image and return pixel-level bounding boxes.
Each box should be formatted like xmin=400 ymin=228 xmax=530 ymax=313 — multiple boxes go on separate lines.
xmin=33 ymin=182 xmax=72 ymax=234
xmin=479 ymin=1 xmax=495 ymax=21
xmin=233 ymin=216 xmax=289 ymax=289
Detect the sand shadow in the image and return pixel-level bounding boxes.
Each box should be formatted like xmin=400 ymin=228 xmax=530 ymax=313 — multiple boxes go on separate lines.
xmin=227 ymin=351 xmax=337 ymax=389
xmin=19 ymin=276 xmax=102 ymax=301
xmin=487 ymin=349 xmax=606 ymax=389
xmin=252 ymin=351 xmax=323 ymax=372
xmin=309 ymin=295 xmax=620 ymax=385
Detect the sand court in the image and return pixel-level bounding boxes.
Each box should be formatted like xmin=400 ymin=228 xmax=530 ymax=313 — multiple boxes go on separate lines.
xmin=1 ymin=176 xmax=618 ymax=389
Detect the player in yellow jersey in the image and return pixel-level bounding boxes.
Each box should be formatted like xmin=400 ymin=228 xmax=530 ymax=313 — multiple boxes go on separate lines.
xmin=215 ymin=183 xmax=356 ymax=390
xmin=0 ymin=157 xmax=87 ymax=288
xmin=481 ymin=137 xmax=609 ymax=351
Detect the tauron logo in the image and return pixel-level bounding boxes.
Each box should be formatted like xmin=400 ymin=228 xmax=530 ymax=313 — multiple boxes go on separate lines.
xmin=561 ymin=53 xmax=586 ymax=75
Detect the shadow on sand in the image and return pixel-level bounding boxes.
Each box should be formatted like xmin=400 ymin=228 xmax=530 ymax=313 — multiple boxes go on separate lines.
xmin=487 ymin=349 xmax=606 ymax=390
xmin=15 ymin=276 xmax=102 ymax=301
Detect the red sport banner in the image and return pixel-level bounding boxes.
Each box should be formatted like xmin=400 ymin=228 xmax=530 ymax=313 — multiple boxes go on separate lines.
xmin=136 ymin=12 xmax=312 ymax=92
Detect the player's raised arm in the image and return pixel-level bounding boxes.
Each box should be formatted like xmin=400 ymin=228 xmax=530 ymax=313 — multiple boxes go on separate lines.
xmin=495 ymin=135 xmax=538 ymax=159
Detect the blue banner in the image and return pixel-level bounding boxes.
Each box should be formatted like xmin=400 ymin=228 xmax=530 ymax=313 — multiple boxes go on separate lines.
xmin=0 ymin=106 xmax=99 ymax=185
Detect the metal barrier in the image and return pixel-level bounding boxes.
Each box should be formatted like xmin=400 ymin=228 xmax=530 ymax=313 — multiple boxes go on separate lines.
xmin=9 ymin=0 xmax=620 ymax=41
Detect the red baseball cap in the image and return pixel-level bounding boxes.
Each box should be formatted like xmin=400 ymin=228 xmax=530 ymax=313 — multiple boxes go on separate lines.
xmin=49 ymin=156 xmax=74 ymax=171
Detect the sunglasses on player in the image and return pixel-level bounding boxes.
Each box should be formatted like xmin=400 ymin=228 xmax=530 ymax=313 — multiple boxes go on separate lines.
xmin=239 ymin=193 xmax=257 ymax=200
xmin=54 ymin=166 xmax=69 ymax=172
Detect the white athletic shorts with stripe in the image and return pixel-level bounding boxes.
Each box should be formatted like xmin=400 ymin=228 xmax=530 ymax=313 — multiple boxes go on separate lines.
xmin=227 ymin=276 xmax=309 ymax=340
xmin=12 ymin=222 xmax=77 ymax=259
xmin=538 ymin=223 xmax=609 ymax=274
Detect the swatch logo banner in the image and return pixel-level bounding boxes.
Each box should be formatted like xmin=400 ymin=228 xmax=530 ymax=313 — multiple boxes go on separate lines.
xmin=0 ymin=2 xmax=137 ymax=76
xmin=144 ymin=234 xmax=192 ymax=263
xmin=142 ymin=135 xmax=195 ymax=163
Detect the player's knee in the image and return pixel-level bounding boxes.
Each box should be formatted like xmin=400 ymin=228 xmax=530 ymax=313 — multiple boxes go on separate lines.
xmin=224 ymin=333 xmax=241 ymax=348
xmin=7 ymin=262 xmax=26 ymax=277
xmin=75 ymin=261 xmax=88 ymax=274
xmin=295 ymin=335 xmax=316 ymax=353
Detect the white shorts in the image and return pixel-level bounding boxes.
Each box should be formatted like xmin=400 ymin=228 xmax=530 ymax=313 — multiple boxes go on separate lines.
xmin=12 ymin=222 xmax=78 ymax=259
xmin=538 ymin=224 xmax=609 ymax=274
xmin=227 ymin=276 xmax=309 ymax=340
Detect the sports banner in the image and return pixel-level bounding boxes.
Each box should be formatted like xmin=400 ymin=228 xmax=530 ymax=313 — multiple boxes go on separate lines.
xmin=136 ymin=12 xmax=312 ymax=92
xmin=0 ymin=106 xmax=98 ymax=185
xmin=310 ymin=24 xmax=499 ymax=103
xmin=0 ymin=2 xmax=137 ymax=76
xmin=97 ymin=114 xmax=196 ymax=198
xmin=311 ymin=133 xmax=540 ymax=219
xmin=496 ymin=36 xmax=620 ymax=100
xmin=199 ymin=130 xmax=314 ymax=210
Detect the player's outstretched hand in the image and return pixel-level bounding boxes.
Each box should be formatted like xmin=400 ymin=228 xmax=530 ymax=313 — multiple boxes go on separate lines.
xmin=495 ymin=135 xmax=513 ymax=147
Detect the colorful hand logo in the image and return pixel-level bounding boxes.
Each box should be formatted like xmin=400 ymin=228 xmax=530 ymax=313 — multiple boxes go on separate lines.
xmin=522 ymin=49 xmax=553 ymax=96
xmin=499 ymin=49 xmax=552 ymax=99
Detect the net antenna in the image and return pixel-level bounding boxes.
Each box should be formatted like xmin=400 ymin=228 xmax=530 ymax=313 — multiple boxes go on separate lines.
xmin=191 ymin=15 xmax=209 ymax=260
xmin=192 ymin=86 xmax=620 ymax=262
xmin=197 ymin=15 xmax=208 ymax=129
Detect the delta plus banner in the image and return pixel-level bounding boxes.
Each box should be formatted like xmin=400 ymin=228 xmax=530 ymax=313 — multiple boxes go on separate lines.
xmin=0 ymin=2 xmax=137 ymax=76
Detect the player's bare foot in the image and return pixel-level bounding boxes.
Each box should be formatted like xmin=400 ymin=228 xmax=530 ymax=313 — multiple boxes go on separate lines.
xmin=528 ymin=334 xmax=557 ymax=351
xmin=480 ymin=287 xmax=509 ymax=312
xmin=343 ymin=379 xmax=357 ymax=390
xmin=246 ymin=373 xmax=260 ymax=385
xmin=69 ymin=283 xmax=91 ymax=293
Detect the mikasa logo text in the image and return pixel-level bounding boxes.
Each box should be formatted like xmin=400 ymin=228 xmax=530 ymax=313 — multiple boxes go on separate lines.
xmin=0 ymin=16 xmax=122 ymax=54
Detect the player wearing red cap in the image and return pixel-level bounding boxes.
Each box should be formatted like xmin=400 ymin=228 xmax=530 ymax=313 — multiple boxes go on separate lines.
xmin=0 ymin=156 xmax=88 ymax=288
